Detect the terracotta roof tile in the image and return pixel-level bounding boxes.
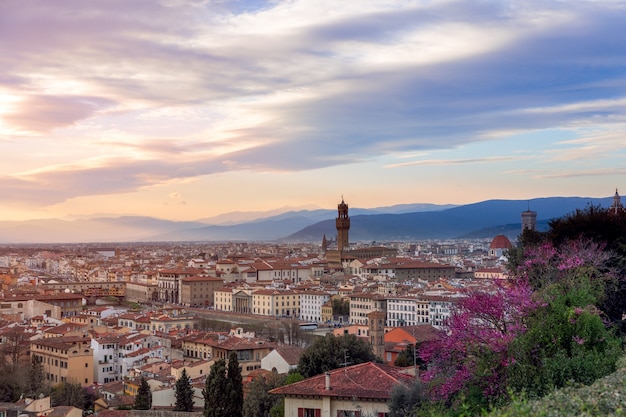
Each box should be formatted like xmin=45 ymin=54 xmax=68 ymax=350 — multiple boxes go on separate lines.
xmin=270 ymin=362 xmax=414 ymax=400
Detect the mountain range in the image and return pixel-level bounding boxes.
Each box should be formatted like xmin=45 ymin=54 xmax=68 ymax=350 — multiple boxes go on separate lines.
xmin=0 ymin=197 xmax=613 ymax=244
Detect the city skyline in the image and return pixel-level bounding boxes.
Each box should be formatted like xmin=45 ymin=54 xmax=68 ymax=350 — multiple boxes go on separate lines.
xmin=2 ymin=1 xmax=626 ymax=222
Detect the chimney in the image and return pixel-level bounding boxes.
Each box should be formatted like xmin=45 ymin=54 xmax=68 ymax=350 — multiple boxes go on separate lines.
xmin=325 ymin=372 xmax=331 ymax=390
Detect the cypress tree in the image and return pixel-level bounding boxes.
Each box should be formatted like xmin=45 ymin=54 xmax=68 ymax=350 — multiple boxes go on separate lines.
xmin=225 ymin=352 xmax=243 ymax=417
xmin=174 ymin=368 xmax=194 ymax=411
xmin=133 ymin=376 xmax=152 ymax=410
xmin=203 ymin=359 xmax=227 ymax=417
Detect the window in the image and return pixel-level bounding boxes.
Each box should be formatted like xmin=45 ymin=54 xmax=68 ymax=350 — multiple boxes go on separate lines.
xmin=297 ymin=408 xmax=320 ymax=417
xmin=337 ymin=412 xmax=361 ymax=417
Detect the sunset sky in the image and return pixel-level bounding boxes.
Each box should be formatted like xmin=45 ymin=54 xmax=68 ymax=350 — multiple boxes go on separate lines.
xmin=2 ymin=0 xmax=626 ymax=222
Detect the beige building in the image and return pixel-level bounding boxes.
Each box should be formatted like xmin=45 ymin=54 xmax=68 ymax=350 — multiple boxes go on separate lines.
xmin=182 ymin=333 xmax=222 ymax=360
xmin=252 ymin=289 xmax=300 ymax=318
xmin=1 ymin=294 xmax=84 ymax=318
xmin=125 ymin=281 xmax=158 ymax=303
xmin=31 ymin=336 xmax=94 ymax=386
xmin=204 ymin=335 xmax=275 ymax=377
xmin=348 ymin=292 xmax=387 ymax=325
xmin=0 ymin=298 xmax=62 ymax=321
xmin=320 ymin=301 xmax=333 ymax=323
xmin=214 ymin=288 xmax=234 ymax=312
xmin=180 ymin=276 xmax=224 ymax=307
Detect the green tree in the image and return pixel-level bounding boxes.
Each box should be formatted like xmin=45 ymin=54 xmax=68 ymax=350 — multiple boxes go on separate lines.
xmin=26 ymin=355 xmax=48 ymax=397
xmin=51 ymin=381 xmax=89 ymax=409
xmin=332 ymin=298 xmax=349 ymax=316
xmin=204 ymin=359 xmax=227 ymax=417
xmin=507 ymin=271 xmax=622 ymax=398
xmin=298 ymin=334 xmax=376 ymax=378
xmin=284 ymin=371 xmax=304 ymax=385
xmin=388 ymin=380 xmax=427 ymax=417
xmin=225 ymin=352 xmax=243 ymax=417
xmin=511 ymin=205 xmax=626 ymax=328
xmin=133 ymin=376 xmax=152 ymax=410
xmin=174 ymin=368 xmax=195 ymax=411
xmin=242 ymin=373 xmax=286 ymax=417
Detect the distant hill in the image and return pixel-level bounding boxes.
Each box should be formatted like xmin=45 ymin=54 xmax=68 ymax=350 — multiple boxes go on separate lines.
xmin=283 ymin=197 xmax=612 ymax=242
xmin=0 ymin=197 xmax=611 ymax=244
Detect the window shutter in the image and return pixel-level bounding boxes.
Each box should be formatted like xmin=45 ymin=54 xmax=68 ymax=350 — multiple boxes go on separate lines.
xmin=298 ymin=408 xmax=304 ymax=417
xmin=315 ymin=409 xmax=321 ymax=417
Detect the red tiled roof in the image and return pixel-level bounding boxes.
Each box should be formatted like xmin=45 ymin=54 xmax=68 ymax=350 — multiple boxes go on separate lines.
xmin=270 ymin=362 xmax=414 ymax=400
xmin=489 ymin=235 xmax=513 ymax=249
xmin=273 ymin=346 xmax=305 ymax=366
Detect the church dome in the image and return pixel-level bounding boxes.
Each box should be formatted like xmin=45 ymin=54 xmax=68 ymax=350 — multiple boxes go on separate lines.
xmin=489 ymin=234 xmax=513 ymax=250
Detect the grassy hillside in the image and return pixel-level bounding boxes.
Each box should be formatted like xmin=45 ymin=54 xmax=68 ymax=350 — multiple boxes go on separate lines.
xmin=488 ymin=356 xmax=626 ymax=417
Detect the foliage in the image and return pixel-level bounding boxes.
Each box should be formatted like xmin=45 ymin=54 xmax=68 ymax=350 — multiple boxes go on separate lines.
xmin=388 ymin=380 xmax=427 ymax=417
xmin=204 ymin=359 xmax=227 ymax=417
xmin=284 ymin=371 xmax=304 ymax=385
xmin=512 ymin=205 xmax=626 ymax=326
xmin=332 ymin=298 xmax=350 ymax=316
xmin=488 ymin=356 xmax=626 ymax=417
xmin=507 ymin=272 xmax=622 ymax=398
xmin=225 ymin=352 xmax=244 ymax=417
xmin=1 ymin=327 xmax=28 ymax=366
xmin=26 ymin=355 xmax=48 ymax=397
xmin=0 ymin=372 xmax=20 ymax=402
xmin=204 ymin=354 xmax=243 ymax=417
xmin=173 ymin=368 xmax=195 ymax=411
xmin=419 ymin=279 xmax=537 ymax=409
xmin=242 ymin=373 xmax=286 ymax=417
xmin=393 ymin=344 xmax=427 ymax=369
xmin=503 ymin=233 xmax=623 ymax=399
xmin=51 ymin=381 xmax=93 ymax=409
xmin=297 ymin=334 xmax=376 ymax=378
xmin=133 ymin=376 xmax=152 ymax=410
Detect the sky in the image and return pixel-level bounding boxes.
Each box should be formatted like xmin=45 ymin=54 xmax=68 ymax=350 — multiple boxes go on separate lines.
xmin=1 ymin=0 xmax=626 ymax=222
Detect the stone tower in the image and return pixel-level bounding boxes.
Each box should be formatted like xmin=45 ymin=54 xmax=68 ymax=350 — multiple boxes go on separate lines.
xmin=521 ymin=205 xmax=537 ymax=234
xmin=336 ymin=197 xmax=350 ymax=252
xmin=368 ymin=310 xmax=386 ymax=360
xmin=609 ymin=189 xmax=625 ymax=215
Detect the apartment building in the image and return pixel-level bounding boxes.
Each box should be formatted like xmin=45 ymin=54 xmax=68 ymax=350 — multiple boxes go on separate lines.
xmin=180 ymin=276 xmax=224 ymax=307
xmin=31 ymin=336 xmax=93 ymax=386
xmin=360 ymin=259 xmax=456 ymax=281
xmin=386 ymin=296 xmax=430 ymax=327
xmin=202 ymin=335 xmax=275 ymax=377
xmin=298 ymin=291 xmax=330 ymax=323
xmin=214 ymin=288 xmax=233 ymax=312
xmin=348 ymin=293 xmax=387 ymax=325
xmin=252 ymin=289 xmax=300 ymax=318
xmin=1 ymin=293 xmax=84 ymax=318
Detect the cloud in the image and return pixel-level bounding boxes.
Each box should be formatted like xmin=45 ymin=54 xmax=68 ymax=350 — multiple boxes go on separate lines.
xmin=2 ymin=94 xmax=115 ymax=133
xmin=385 ymin=156 xmax=528 ymax=168
xmin=535 ymin=168 xmax=626 ymax=179
xmin=2 ymin=0 xmax=626 ymax=208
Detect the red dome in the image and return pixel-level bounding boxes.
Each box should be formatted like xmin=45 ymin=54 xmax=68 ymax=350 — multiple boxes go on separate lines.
xmin=489 ymin=234 xmax=513 ymax=250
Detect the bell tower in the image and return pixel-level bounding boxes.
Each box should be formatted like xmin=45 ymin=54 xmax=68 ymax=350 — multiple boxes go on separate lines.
xmin=336 ymin=197 xmax=350 ymax=252
xmin=609 ymin=188 xmax=625 ymax=215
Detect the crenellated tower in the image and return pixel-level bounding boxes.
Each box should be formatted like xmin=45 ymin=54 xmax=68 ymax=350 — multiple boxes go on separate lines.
xmin=521 ymin=203 xmax=537 ymax=234
xmin=336 ymin=197 xmax=350 ymax=252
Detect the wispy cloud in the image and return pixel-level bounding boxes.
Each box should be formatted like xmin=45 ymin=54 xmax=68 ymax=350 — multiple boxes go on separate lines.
xmin=536 ymin=168 xmax=626 ymax=179
xmin=385 ymin=155 xmax=528 ymax=168
xmin=1 ymin=0 xmax=626 ymax=213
